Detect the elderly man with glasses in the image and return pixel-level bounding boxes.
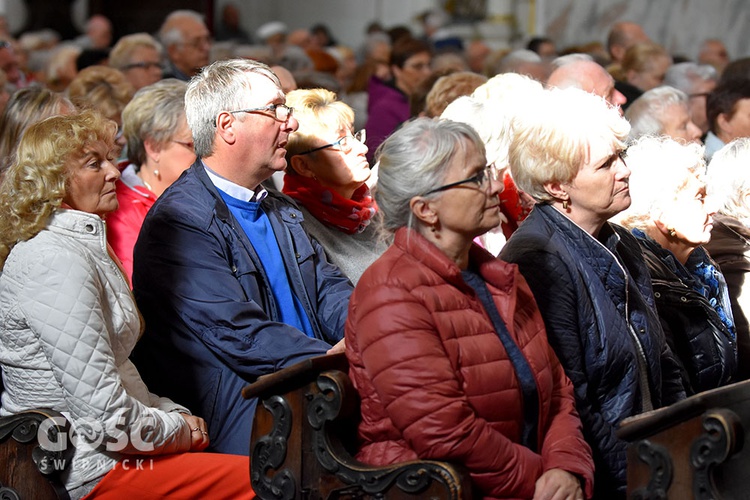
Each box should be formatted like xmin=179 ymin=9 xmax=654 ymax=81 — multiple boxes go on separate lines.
xmin=158 ymin=9 xmax=212 ymax=81
xmin=131 ymin=58 xmax=353 ymax=455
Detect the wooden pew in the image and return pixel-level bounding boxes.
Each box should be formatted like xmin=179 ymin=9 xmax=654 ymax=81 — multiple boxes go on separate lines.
xmin=0 ymin=371 xmax=72 ymax=499
xmin=618 ymin=379 xmax=750 ymax=499
xmin=242 ymin=352 xmax=473 ymax=499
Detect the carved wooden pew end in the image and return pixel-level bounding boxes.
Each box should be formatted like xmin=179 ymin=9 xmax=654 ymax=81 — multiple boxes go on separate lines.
xmin=618 ymin=379 xmax=750 ymax=499
xmin=242 ymin=352 xmax=473 ymax=499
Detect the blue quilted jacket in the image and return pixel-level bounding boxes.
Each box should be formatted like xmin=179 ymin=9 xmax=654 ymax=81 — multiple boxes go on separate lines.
xmin=131 ymin=162 xmax=352 ymax=455
xmin=501 ymin=204 xmax=685 ymax=498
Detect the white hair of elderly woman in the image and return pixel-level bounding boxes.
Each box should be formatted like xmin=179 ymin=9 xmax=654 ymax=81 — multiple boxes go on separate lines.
xmin=613 ymin=135 xmax=706 ymax=230
xmin=707 ymin=137 xmax=750 ymax=223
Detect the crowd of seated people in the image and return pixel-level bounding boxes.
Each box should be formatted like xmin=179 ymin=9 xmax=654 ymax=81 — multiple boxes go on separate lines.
xmin=2 ymin=7 xmax=750 ymax=499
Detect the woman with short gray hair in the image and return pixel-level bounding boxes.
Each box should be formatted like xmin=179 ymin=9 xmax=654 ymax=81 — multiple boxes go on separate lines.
xmin=625 ymin=86 xmax=702 ymax=144
xmin=345 ymin=117 xmax=594 ymax=499
xmin=615 ymin=135 xmax=736 ymax=394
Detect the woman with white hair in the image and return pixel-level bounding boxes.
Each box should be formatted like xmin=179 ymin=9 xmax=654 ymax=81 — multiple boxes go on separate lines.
xmin=615 ymin=136 xmax=736 ymax=394
xmin=706 ymin=138 xmax=750 ymax=379
xmin=500 ymin=87 xmax=685 ymax=497
xmin=625 ymin=86 xmax=702 ymax=144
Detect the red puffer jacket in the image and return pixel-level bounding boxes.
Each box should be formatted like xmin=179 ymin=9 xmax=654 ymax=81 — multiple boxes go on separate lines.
xmin=345 ymin=228 xmax=594 ymax=499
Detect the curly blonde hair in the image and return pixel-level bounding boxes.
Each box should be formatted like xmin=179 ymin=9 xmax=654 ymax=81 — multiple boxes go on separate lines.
xmin=0 ymin=110 xmax=117 ymax=268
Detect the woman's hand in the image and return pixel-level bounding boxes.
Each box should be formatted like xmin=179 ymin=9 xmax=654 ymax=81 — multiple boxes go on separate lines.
xmin=327 ymin=338 xmax=346 ymax=354
xmin=532 ymin=469 xmax=583 ymax=500
xmin=179 ymin=413 xmax=210 ymax=451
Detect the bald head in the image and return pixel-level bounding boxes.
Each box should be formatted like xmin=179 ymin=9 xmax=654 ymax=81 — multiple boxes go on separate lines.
xmin=547 ymin=59 xmax=626 ymax=107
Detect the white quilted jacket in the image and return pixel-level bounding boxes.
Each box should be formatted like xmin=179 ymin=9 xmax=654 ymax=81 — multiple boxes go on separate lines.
xmin=0 ymin=209 xmax=192 ymax=492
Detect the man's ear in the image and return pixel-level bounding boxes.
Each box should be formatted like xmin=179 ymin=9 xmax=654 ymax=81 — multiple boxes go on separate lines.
xmin=215 ymin=111 xmax=237 ymax=145
xmin=409 ymin=195 xmax=439 ymax=226
xmin=289 ymin=154 xmax=316 ymax=178
xmin=717 ymin=112 xmax=732 ymax=137
xmin=542 ymin=180 xmax=568 ymax=202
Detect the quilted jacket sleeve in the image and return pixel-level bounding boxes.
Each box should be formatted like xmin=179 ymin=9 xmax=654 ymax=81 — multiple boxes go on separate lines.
xmin=350 ymin=281 xmax=545 ymax=499
xmin=512 ymin=249 xmax=627 ymax=489
xmin=19 ymin=249 xmax=191 ymax=456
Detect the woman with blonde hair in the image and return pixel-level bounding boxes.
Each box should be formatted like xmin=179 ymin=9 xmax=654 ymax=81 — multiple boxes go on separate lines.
xmin=284 ymin=88 xmax=384 ymax=284
xmin=501 ymin=87 xmax=685 ymax=497
xmin=615 ymin=136 xmax=736 ymax=394
xmin=0 ymin=110 xmax=255 ymax=499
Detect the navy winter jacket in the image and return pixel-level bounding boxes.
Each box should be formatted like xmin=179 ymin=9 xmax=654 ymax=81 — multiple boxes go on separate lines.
xmin=131 ymin=162 xmax=352 ymax=455
xmin=501 ymin=204 xmax=685 ymax=498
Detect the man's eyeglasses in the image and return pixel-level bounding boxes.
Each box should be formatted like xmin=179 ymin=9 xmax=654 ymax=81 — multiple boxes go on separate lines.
xmin=227 ymin=104 xmax=294 ymax=122
xmin=122 ymin=61 xmax=164 ymax=71
xmin=422 ymin=164 xmax=500 ymax=196
xmin=181 ymin=36 xmax=211 ymax=49
xmin=688 ymin=92 xmax=711 ymax=99
xmin=296 ymin=129 xmax=366 ymax=156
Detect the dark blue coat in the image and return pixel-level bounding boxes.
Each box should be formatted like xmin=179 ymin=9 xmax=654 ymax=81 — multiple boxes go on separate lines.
xmin=501 ymin=204 xmax=685 ymax=497
xmin=131 ymin=162 xmax=352 ymax=455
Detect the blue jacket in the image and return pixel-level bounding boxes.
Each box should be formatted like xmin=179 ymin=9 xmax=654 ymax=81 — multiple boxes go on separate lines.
xmin=131 ymin=162 xmax=352 ymax=455
xmin=500 ymin=204 xmax=685 ymax=497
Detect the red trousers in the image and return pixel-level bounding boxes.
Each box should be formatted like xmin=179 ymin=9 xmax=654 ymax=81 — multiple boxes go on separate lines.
xmin=84 ymin=452 xmax=255 ymax=499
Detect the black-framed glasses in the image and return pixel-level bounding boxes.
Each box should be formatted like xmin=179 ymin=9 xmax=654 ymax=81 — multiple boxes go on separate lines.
xmin=122 ymin=61 xmax=164 ymax=71
xmin=227 ymin=104 xmax=294 ymax=122
xmin=423 ymin=163 xmax=500 ymax=196
xmin=297 ymin=129 xmax=366 ymax=156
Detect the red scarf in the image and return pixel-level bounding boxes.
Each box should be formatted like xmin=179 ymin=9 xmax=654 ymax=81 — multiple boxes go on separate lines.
xmin=282 ymin=175 xmax=377 ymax=235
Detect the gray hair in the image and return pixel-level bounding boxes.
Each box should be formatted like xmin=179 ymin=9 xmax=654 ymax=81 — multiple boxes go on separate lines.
xmin=614 ymin=135 xmax=705 ymax=229
xmin=158 ymin=10 xmax=205 ymax=48
xmin=109 ymin=33 xmax=163 ymax=70
xmin=664 ymin=62 xmax=718 ymax=94
xmin=122 ymin=79 xmax=188 ymax=169
xmin=625 ymin=86 xmax=689 ymax=141
xmin=185 ymin=58 xmax=280 ymax=158
xmin=707 ymin=138 xmax=750 ymax=221
xmin=549 ymin=52 xmax=593 ymax=70
xmin=374 ymin=117 xmax=485 ymax=233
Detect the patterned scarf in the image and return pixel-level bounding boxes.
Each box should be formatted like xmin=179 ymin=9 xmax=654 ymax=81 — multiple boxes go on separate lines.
xmin=282 ymin=175 xmax=377 ymax=235
xmin=688 ymin=258 xmax=737 ymax=339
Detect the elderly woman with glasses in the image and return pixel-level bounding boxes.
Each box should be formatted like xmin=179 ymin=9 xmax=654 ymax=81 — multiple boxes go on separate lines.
xmin=283 ymin=88 xmax=385 ymax=284
xmin=613 ymin=136 xmax=736 ymax=395
xmin=500 ymin=87 xmax=686 ymax=498
xmin=345 ymin=117 xmax=594 ymax=499
xmin=106 ymin=79 xmax=196 ymax=282
xmin=0 ymin=110 xmax=254 ymax=499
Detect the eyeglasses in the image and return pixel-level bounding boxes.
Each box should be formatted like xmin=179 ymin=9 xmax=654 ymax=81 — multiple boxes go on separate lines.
xmin=423 ymin=163 xmax=500 ymax=196
xmin=122 ymin=61 xmax=164 ymax=71
xmin=227 ymin=103 xmax=294 ymax=122
xmin=297 ymin=129 xmax=366 ymax=156
xmin=688 ymin=92 xmax=711 ymax=99
xmin=181 ymin=35 xmax=211 ymax=49
xmin=172 ymin=140 xmax=194 ymax=151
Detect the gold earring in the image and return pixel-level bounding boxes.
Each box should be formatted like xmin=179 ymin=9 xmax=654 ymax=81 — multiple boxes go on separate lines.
xmin=562 ymin=199 xmax=569 ymax=210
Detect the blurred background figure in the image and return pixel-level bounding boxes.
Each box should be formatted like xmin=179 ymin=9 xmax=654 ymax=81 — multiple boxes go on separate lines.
xmin=214 ymin=3 xmax=252 ymax=44
xmin=611 ymin=41 xmax=673 ymax=110
xmin=698 ymin=38 xmax=730 ymax=76
xmin=705 ymin=78 xmax=750 ymax=161
xmin=346 ymin=117 xmax=594 ymax=499
xmin=0 ymin=86 xmax=74 ymax=177
xmin=67 ymin=65 xmax=135 ymax=152
xmin=465 ymin=39 xmax=491 ymax=75
xmin=607 ymin=21 xmax=650 ymax=65
xmin=615 ymin=136 xmax=736 ymax=395
xmin=75 ymin=14 xmax=113 ymax=50
xmin=706 ymin=138 xmax=750 ymax=379
xmin=664 ymin=62 xmax=718 ymax=137
xmin=547 ymin=53 xmax=627 ymax=108
xmin=625 ymin=86 xmax=703 ymax=144
xmin=109 ymin=33 xmax=164 ymax=91
xmin=527 ymin=35 xmax=557 ymax=60
xmin=283 ymin=88 xmax=384 ymax=284
xmin=158 ymin=10 xmax=211 ymax=81
xmin=492 ymin=49 xmax=548 ymax=82
xmin=365 ymin=37 xmax=432 ymax=161
xmin=423 ymin=70 xmax=486 ymax=118
xmin=43 ymin=43 xmax=81 ymax=92
xmin=107 ymin=79 xmax=194 ymax=282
